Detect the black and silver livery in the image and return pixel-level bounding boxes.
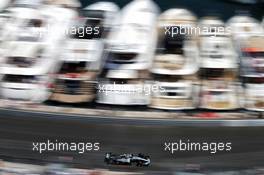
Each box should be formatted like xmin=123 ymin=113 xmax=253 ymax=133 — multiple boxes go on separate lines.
xmin=105 ymin=153 xmax=150 ymax=166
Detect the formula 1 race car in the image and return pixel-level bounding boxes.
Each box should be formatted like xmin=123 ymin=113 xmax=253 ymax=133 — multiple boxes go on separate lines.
xmin=104 ymin=153 xmax=150 ymax=166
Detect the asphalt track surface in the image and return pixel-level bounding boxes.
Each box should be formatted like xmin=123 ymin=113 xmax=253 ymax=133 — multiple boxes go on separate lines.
xmin=0 ymin=108 xmax=264 ymax=173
